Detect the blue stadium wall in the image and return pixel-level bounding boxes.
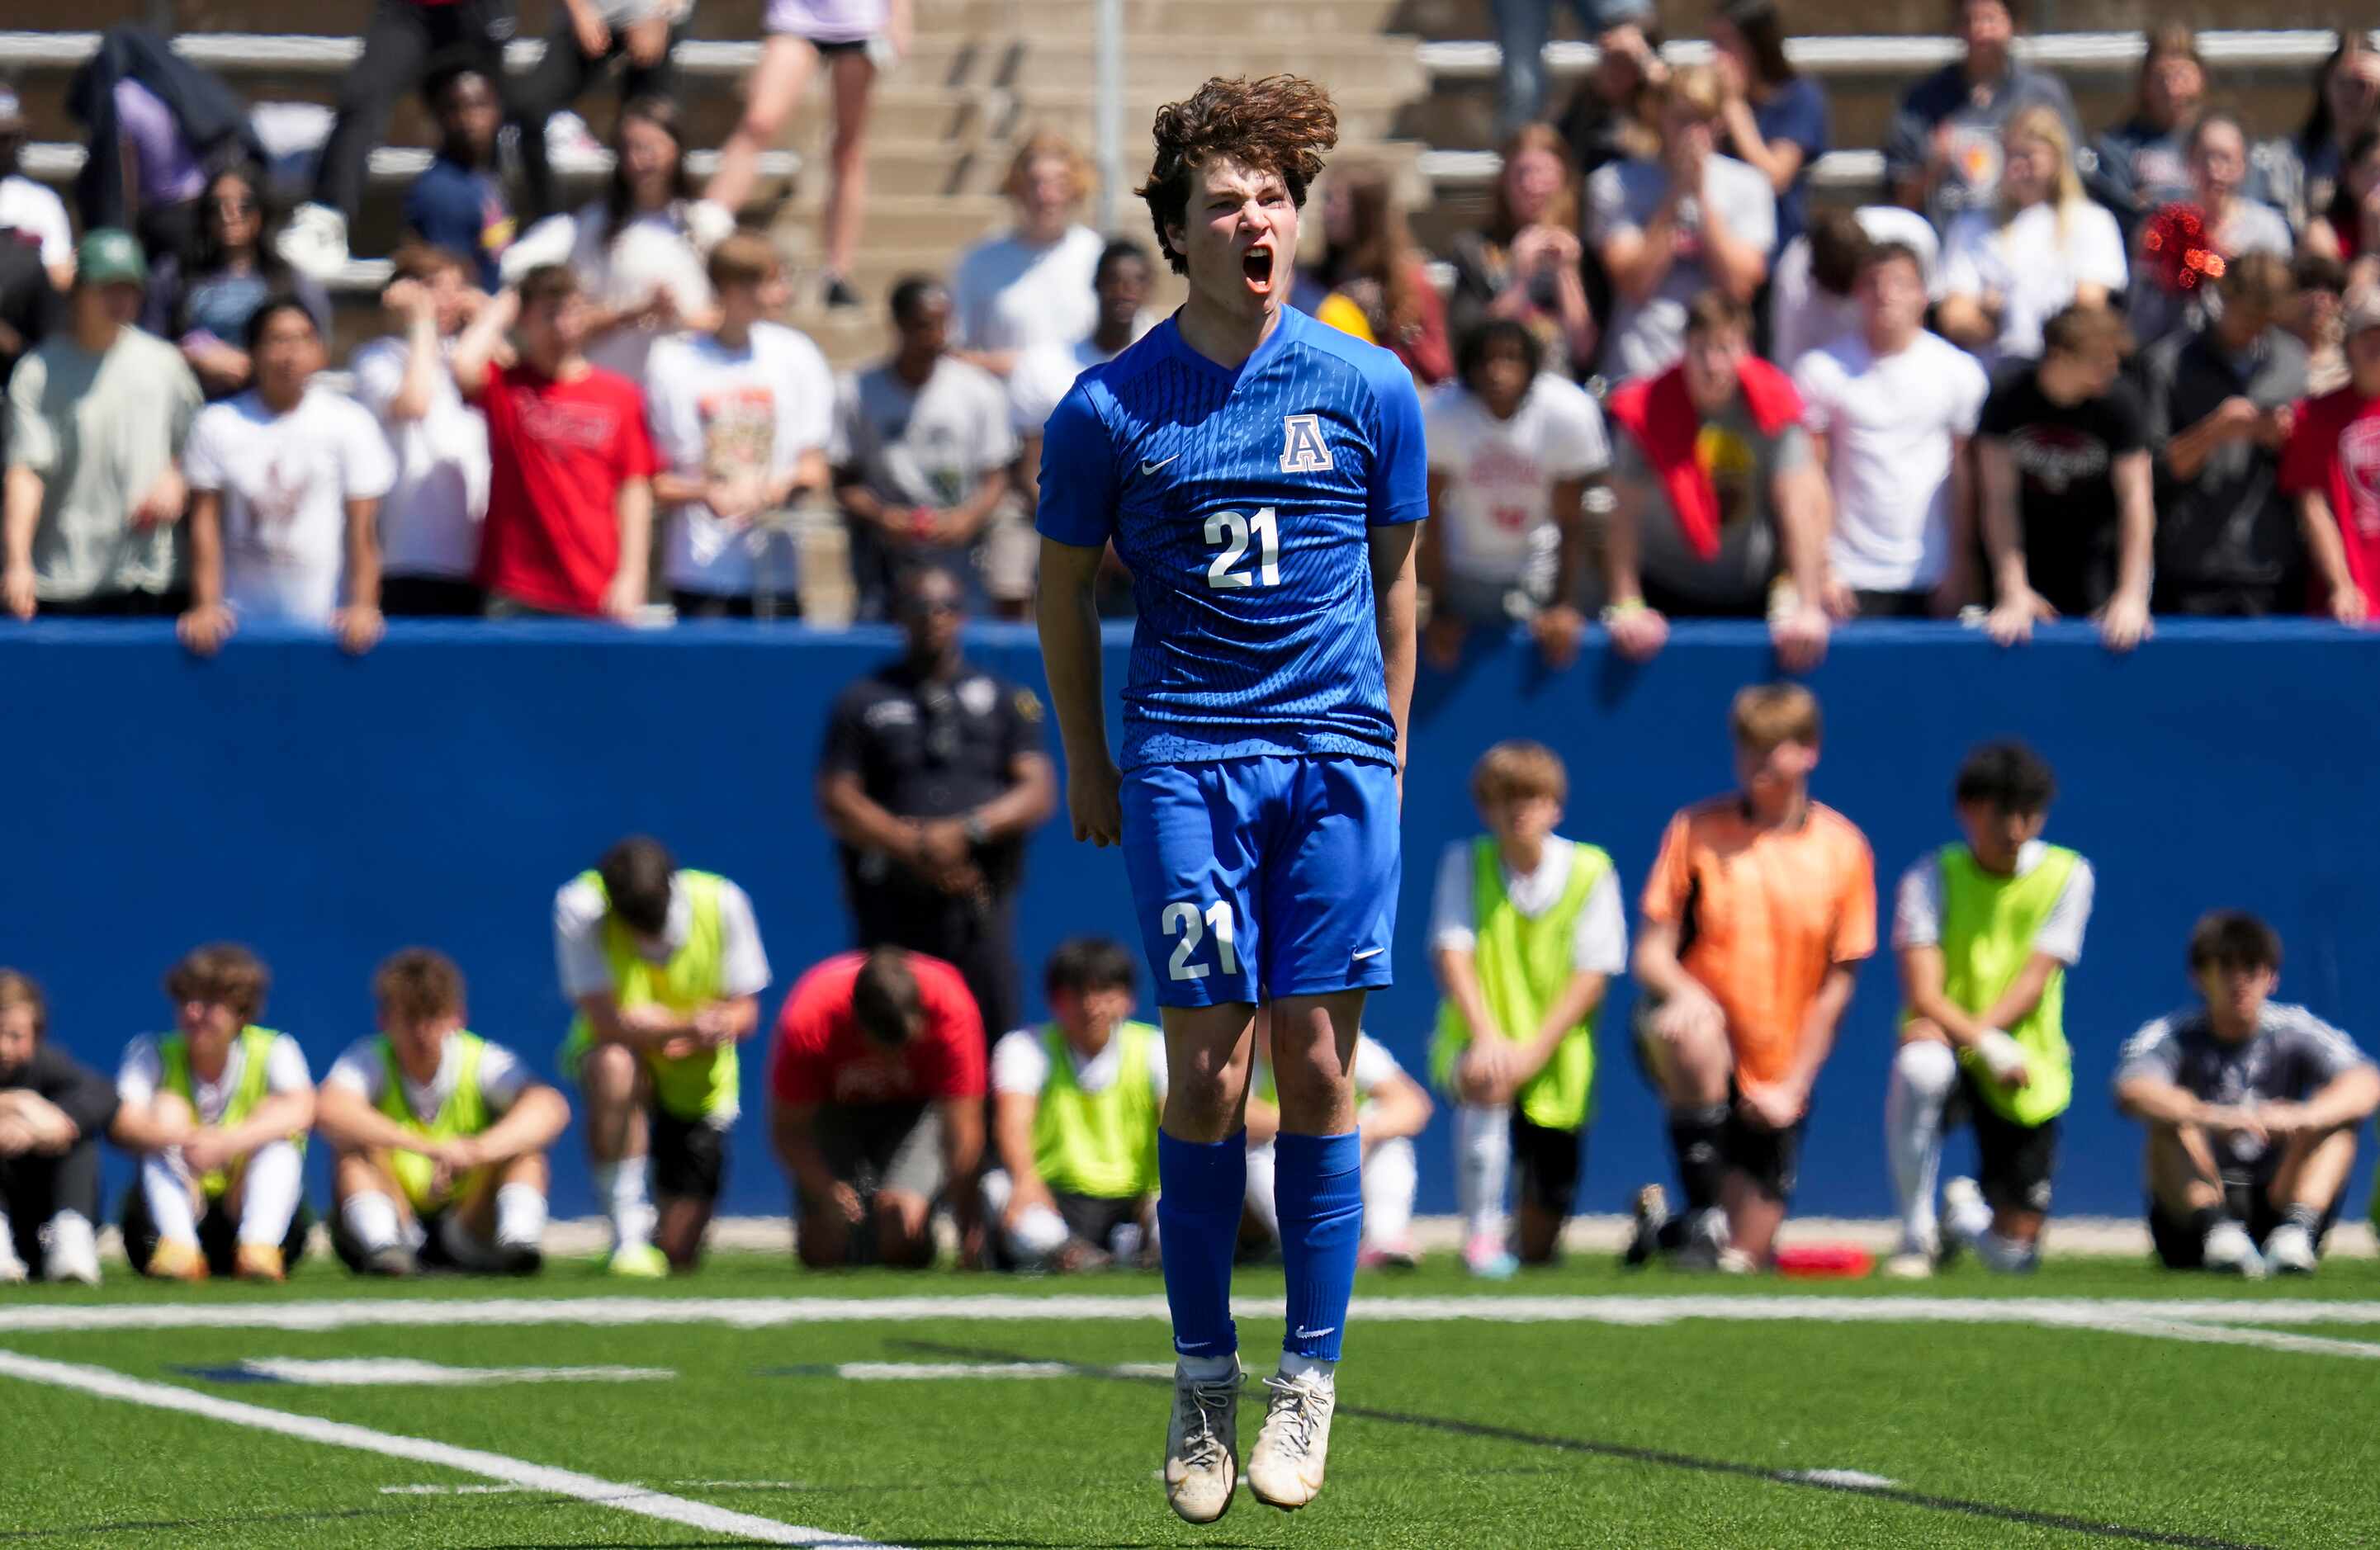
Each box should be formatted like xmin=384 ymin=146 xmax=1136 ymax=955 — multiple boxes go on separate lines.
xmin=7 ymin=619 xmax=2377 ymax=1231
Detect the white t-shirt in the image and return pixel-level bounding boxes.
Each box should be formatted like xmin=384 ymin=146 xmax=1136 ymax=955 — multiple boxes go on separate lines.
xmin=348 ymin=333 xmax=491 ymax=581
xmin=1587 ymin=154 xmax=1777 ymax=381
xmin=324 ymin=1033 xmax=533 ymax=1122
xmin=1791 ymin=330 xmax=1990 ymax=593
xmin=182 ymin=385 xmax=398 ymax=624
xmin=563 ymin=202 xmax=713 ymax=384
xmin=1767 ymin=206 xmax=1943 ymax=374
xmin=837 ymin=357 xmax=1018 ymax=509
xmin=1423 ymin=375 xmax=1610 ymax=585
xmin=1941 ymin=201 xmax=2129 ymax=368
xmin=117 ymin=1031 xmax=311 ymax=1122
xmin=1009 ymin=333 xmax=1138 ymax=436
xmin=1429 ymin=836 xmax=1629 ymax=974
xmin=644 ymin=324 xmax=835 ymax=596
xmin=0 ymin=175 xmax=73 ymax=271
xmin=1892 ymin=839 xmax=2096 ymax=963
xmin=552 ymin=872 xmax=772 ymax=1003
xmin=991 ymin=1025 xmax=1171 ymax=1104
xmin=949 ymin=224 xmax=1106 ymax=357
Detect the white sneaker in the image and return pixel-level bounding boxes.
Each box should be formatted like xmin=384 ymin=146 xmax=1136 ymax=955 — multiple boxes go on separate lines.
xmin=1163 ymin=1361 xmax=1241 ymax=1524
xmin=40 ymin=1216 xmax=101 ymax=1287
xmin=277 ymin=203 xmax=352 ymax=281
xmin=1881 ymin=1251 xmax=1935 ymax=1278
xmin=0 ymin=1241 xmax=27 ymax=1284
xmin=2202 ymin=1219 xmax=2266 ymax=1279
xmin=1247 ymin=1370 xmax=1336 ymax=1510
xmin=1714 ymin=1246 xmax=1758 ymax=1275
xmin=2264 ymin=1222 xmax=2319 ymax=1276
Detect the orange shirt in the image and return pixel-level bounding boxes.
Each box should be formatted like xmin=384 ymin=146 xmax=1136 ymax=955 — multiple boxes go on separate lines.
xmin=1642 ymin=796 xmax=1876 ymax=1090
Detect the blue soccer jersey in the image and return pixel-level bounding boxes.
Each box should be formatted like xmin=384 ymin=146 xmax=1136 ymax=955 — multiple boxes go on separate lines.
xmin=1034 ymin=306 xmax=1428 ymax=773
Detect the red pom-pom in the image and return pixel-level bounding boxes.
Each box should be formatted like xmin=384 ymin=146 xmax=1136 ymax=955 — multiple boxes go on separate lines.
xmin=2142 ymin=203 xmax=2229 ymax=295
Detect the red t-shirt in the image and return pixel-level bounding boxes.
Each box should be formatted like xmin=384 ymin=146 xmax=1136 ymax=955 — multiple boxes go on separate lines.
xmin=471 ymin=360 xmax=656 ymax=616
xmin=768 ymin=951 xmax=987 ymax=1107
xmin=2278 ymin=384 xmax=2380 ymax=612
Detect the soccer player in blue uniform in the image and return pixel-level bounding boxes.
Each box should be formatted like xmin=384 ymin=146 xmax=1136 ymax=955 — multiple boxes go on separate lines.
xmin=1034 ymin=75 xmax=1426 ymax=1523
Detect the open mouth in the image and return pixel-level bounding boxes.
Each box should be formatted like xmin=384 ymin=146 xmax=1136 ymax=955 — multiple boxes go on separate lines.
xmin=1241 ymin=246 xmax=1274 ymax=293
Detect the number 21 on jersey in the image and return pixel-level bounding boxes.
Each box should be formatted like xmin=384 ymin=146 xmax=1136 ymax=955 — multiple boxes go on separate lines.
xmin=1204 ymin=508 xmax=1279 ymax=589
xmin=1162 ymin=900 xmax=1240 ymax=981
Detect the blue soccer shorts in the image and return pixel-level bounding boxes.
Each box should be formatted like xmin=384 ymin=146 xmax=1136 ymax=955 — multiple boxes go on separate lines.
xmin=1119 ymin=754 xmax=1401 ymax=1008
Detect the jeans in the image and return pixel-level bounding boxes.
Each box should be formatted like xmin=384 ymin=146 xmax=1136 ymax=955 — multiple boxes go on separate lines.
xmin=1492 ymin=0 xmax=1631 ymax=135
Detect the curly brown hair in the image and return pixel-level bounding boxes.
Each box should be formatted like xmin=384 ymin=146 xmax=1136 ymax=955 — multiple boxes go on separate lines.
xmin=164 ymin=944 xmax=271 ymax=1023
xmin=1138 ymin=75 xmax=1339 ymax=275
xmin=373 ymin=947 xmax=467 ymax=1026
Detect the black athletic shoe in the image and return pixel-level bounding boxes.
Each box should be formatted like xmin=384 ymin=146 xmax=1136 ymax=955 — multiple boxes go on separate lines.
xmin=362 ymin=1245 xmax=418 ymax=1278
xmin=1624 ymin=1183 xmax=1670 ymax=1268
xmin=822 ymin=276 xmax=860 ymax=310
xmin=496 ymin=1242 xmax=544 ymax=1277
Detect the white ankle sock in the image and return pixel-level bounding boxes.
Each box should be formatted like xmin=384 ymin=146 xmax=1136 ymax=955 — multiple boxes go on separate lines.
xmin=1178 ymin=1352 xmax=1237 ymax=1382
xmin=1885 ymin=1042 xmax=1957 ymax=1250
xmin=1278 ymin=1349 xmax=1336 ymax=1387
xmin=342 ymin=1192 xmax=402 ymax=1255
xmin=140 ymin=1153 xmax=201 ymax=1245
xmin=1454 ymin=1103 xmax=1512 ymax=1242
xmin=494 ymin=1184 xmax=548 ymax=1249
xmin=235 ymin=1141 xmax=304 ymax=1246
xmin=595 ymin=1159 xmax=655 ymax=1250
xmin=1975 ymin=1229 xmax=2040 ymax=1274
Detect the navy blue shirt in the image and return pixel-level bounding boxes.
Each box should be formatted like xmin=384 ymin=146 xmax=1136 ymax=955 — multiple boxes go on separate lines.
xmin=1884 ymin=60 xmax=2080 ymax=232
xmin=1754 ymin=76 xmax=1829 ymax=251
xmin=404 ymin=156 xmax=513 ymax=291
xmin=1035 ymin=305 xmax=1427 ymax=771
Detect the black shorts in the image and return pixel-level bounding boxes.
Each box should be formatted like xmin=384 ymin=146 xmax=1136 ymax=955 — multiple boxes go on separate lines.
xmin=1960 ymin=1069 xmax=2060 ymax=1216
xmin=805 ymin=1101 xmax=944 ymax=1209
xmin=1054 ymin=1191 xmax=1146 ymax=1254
xmin=1512 ymin=1114 xmax=1585 ymax=1219
xmin=118 ymin=1182 xmax=313 ymax=1278
xmin=1724 ymin=1086 xmax=1805 ymax=1204
xmin=2147 ymin=1174 xmax=2345 ymax=1269
xmin=651 ymin=1108 xmax=730 ymax=1203
xmin=811 ymin=36 xmax=869 ymax=55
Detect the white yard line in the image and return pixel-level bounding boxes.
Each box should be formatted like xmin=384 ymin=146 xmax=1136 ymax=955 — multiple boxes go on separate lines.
xmin=225 ymin=1358 xmax=674 ymax=1386
xmin=15 ymin=1292 xmax=2380 ymax=1335
xmin=0 ymin=1349 xmax=897 ymax=1548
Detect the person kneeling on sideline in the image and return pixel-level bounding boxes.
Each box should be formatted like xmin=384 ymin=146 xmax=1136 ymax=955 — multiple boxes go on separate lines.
xmin=0 ymin=971 xmax=115 ymax=1284
xmin=2115 ymin=912 xmax=2379 ymax=1278
xmin=769 ymin=947 xmax=987 ymax=1269
xmin=318 ymin=949 xmax=569 ymax=1276
xmin=111 ymin=945 xmax=317 ymax=1282
xmin=1884 ymin=742 xmax=2094 ymax=1277
xmin=556 ymin=835 xmax=770 ymax=1277
xmin=1245 ymin=1004 xmax=1432 ymax=1269
xmin=986 ymin=938 xmax=1165 ymax=1272
xmin=1431 ymin=739 xmax=1625 ymax=1277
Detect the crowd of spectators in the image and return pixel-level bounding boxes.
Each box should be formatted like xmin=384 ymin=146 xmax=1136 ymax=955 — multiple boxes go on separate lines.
xmin=7 ymin=11 xmax=2380 ymax=642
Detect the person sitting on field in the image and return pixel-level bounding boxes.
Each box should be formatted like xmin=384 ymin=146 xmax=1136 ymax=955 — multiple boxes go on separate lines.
xmin=110 ymin=944 xmax=316 ymax=1282
xmin=318 ymin=949 xmax=570 ymax=1277
xmin=1430 ymin=739 xmax=1625 ymax=1278
xmin=1243 ymin=1004 xmax=1432 ymax=1269
xmin=985 ymin=938 xmax=1166 ymax=1272
xmin=2114 ymin=912 xmax=2380 ymax=1278
xmin=1883 ymin=741 xmax=2094 ymax=1278
xmin=1629 ymin=683 xmax=1876 ymax=1272
xmin=768 ymin=946 xmax=986 ymax=1269
xmin=0 ymin=970 xmax=114 ymax=1284
xmin=555 ymin=835 xmax=770 ymax=1277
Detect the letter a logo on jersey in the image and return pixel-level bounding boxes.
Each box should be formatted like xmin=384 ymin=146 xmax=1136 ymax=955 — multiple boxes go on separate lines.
xmin=1279 ymin=414 xmax=1333 ymax=473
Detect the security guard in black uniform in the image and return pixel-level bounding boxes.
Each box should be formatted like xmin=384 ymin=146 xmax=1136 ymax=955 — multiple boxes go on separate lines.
xmin=818 ymin=566 xmax=1057 ymax=1040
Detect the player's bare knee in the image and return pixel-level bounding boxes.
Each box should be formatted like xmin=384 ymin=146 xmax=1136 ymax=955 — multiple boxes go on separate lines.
xmin=582 ymin=1042 xmax=640 ymax=1097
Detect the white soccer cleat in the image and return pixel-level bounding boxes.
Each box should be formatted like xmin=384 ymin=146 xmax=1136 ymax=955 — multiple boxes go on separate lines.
xmin=1163 ymin=1361 xmax=1241 ymax=1524
xmin=1247 ymin=1371 xmax=1337 ymax=1510
xmin=2264 ymin=1222 xmax=2319 ymax=1276
xmin=0 ymin=1240 xmax=27 ymax=1284
xmin=1881 ymin=1251 xmax=1936 ymax=1279
xmin=2202 ymin=1219 xmax=2266 ymax=1279
xmin=277 ymin=203 xmax=352 ymax=281
xmin=40 ymin=1216 xmax=101 ymax=1287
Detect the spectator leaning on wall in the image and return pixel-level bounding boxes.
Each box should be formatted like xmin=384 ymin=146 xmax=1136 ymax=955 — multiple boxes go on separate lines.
xmin=3 ymin=230 xmax=201 ymax=622
xmin=2278 ymin=287 xmax=2380 ymax=625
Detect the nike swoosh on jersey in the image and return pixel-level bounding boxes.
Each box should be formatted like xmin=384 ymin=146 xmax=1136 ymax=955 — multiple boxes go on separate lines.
xmin=1139 ymin=454 xmax=1180 ymax=475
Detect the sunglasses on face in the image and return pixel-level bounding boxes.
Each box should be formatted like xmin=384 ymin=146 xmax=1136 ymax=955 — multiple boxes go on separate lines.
xmin=211 ymin=196 xmax=258 ymax=217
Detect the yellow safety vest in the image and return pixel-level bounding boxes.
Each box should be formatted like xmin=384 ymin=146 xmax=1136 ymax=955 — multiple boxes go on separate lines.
xmin=375 ymin=1030 xmax=493 ymax=1214
xmin=159 ymin=1025 xmax=301 ymax=1198
xmin=1431 ymin=837 xmax=1609 ymax=1132
xmin=561 ymin=869 xmax=736 ymax=1120
xmin=1030 ymin=1021 xmax=1161 ymax=1200
xmin=1920 ymin=843 xmax=2082 ymax=1127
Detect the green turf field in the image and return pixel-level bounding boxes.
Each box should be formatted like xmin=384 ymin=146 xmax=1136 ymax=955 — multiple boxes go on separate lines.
xmin=5 ymin=1255 xmax=2377 ymax=1548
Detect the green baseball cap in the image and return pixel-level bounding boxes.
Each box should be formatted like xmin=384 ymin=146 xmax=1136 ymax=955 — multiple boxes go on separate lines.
xmin=76 ymin=229 xmax=148 ymax=289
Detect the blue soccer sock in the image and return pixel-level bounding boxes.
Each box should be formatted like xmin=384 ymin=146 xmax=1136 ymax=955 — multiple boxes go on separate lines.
xmin=1157 ymin=1129 xmax=1246 ymax=1372
xmin=1275 ymin=1130 xmax=1363 ymax=1367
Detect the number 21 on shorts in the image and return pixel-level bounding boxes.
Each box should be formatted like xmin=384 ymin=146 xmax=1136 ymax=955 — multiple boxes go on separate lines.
xmin=1162 ymin=900 xmax=1240 ymax=981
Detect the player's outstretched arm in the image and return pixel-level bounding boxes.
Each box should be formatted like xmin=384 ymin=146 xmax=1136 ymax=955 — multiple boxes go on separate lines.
xmin=1369 ymin=522 xmax=1419 ymax=782
xmin=1034 ymin=535 xmax=1121 ymax=847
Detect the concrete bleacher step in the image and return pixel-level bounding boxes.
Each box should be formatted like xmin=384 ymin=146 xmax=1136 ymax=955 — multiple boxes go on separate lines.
xmin=1388 ymin=0 xmax=2378 ymax=40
